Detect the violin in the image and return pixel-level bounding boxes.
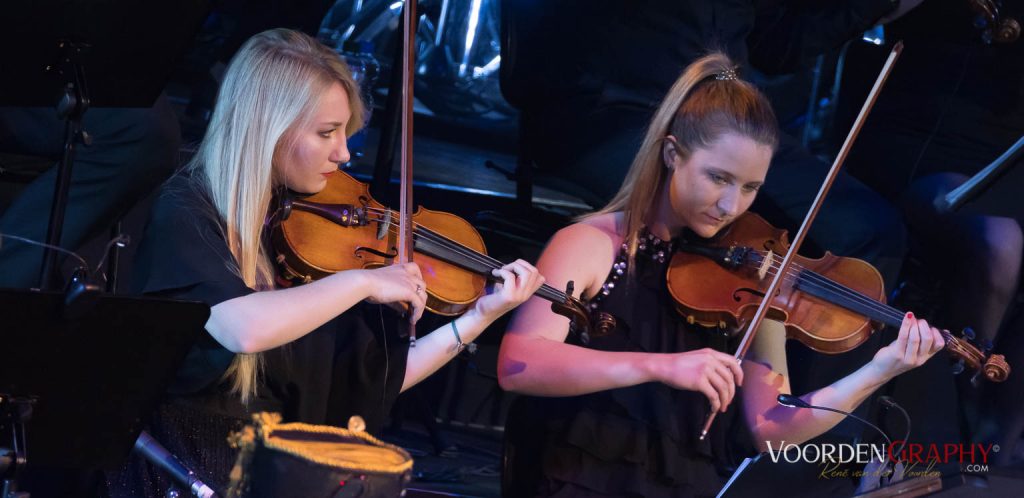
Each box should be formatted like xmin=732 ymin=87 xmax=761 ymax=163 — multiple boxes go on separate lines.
xmin=667 ymin=211 xmax=1010 ymax=383
xmin=269 ymin=169 xmax=613 ymax=338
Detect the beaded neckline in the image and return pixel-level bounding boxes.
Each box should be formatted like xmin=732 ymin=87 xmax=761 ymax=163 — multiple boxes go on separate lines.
xmin=588 ymin=229 xmax=674 ymax=311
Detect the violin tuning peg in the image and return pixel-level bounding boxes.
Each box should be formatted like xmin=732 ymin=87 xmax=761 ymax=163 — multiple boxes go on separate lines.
xmin=951 ymin=359 xmax=965 ymax=375
xmin=961 ymin=327 xmax=976 ymax=341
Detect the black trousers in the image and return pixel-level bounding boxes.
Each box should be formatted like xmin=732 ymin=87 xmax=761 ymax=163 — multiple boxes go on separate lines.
xmin=0 ymin=94 xmax=181 ymax=288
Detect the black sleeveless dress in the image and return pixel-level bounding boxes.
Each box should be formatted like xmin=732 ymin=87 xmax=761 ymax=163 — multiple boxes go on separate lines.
xmin=508 ymin=231 xmax=756 ymax=498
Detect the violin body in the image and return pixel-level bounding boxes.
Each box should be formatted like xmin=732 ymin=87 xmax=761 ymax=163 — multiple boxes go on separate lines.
xmin=669 ymin=212 xmax=1009 ymax=381
xmin=272 ymin=170 xmax=487 ymax=316
xmin=669 ymin=212 xmax=887 ymax=354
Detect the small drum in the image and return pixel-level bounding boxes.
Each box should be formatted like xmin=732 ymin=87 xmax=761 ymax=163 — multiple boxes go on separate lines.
xmin=227 ymin=413 xmax=413 ymax=498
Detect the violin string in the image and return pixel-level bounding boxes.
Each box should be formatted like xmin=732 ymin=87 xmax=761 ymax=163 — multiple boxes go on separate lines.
xmin=360 ymin=208 xmax=962 ymax=335
xmin=392 ymin=220 xmax=569 ymax=302
xmin=676 ymin=240 xmax=898 ymax=320
xmin=356 ymin=211 xmax=976 ymax=357
xmin=325 ymin=210 xmax=983 ymax=359
xmin=759 ymin=264 xmax=903 ymax=323
xmin=362 ymin=207 xmax=506 ymax=269
xmin=378 ymin=209 xmax=905 ymax=321
xmin=724 ymin=247 xmax=906 ymax=323
xmin=735 ymin=248 xmax=901 ymax=320
xmin=740 ymin=259 xmax=981 ymax=357
xmin=751 ymin=256 xmax=987 ymax=359
xmin=361 ymin=208 xmax=568 ymax=302
xmin=742 ymin=254 xmax=907 ymax=324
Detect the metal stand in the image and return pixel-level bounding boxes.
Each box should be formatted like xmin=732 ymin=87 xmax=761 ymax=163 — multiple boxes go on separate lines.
xmin=938 ymin=134 xmax=1024 ymax=217
xmin=37 ymin=41 xmax=92 ymax=290
xmin=2 ymin=1 xmax=212 ymax=290
xmin=0 ymin=396 xmax=34 ymax=498
xmin=0 ymin=289 xmax=208 ymax=494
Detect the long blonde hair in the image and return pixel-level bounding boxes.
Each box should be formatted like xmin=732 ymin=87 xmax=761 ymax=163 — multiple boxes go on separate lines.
xmin=188 ymin=28 xmax=366 ymax=403
xmin=589 ymin=52 xmax=778 ymax=259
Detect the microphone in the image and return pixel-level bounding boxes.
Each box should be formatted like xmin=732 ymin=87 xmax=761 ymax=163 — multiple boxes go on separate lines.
xmin=776 ymin=394 xmax=893 ymax=449
xmin=775 ymin=394 xmax=811 ymax=409
xmin=134 ymin=431 xmax=219 ymax=498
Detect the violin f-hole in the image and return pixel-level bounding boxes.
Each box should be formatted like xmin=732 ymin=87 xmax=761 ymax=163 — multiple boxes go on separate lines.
xmin=732 ymin=287 xmax=765 ymax=302
xmin=354 ymin=246 xmax=399 ymax=261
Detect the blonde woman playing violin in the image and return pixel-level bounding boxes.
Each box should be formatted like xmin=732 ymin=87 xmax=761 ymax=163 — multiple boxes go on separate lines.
xmin=109 ymin=29 xmax=542 ymax=497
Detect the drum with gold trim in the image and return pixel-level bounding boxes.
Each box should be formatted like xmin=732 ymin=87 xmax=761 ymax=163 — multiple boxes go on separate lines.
xmin=227 ymin=413 xmax=412 ymax=497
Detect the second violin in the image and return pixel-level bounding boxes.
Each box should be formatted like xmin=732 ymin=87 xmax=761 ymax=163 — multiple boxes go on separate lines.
xmin=667 ymin=211 xmax=1010 ymax=383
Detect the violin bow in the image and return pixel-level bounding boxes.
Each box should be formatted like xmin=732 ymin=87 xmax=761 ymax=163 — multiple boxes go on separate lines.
xmin=399 ymin=0 xmax=417 ymax=344
xmin=699 ymin=42 xmax=904 ymax=440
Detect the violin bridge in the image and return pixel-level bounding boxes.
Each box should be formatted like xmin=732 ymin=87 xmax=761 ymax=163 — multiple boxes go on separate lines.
xmin=758 ymin=250 xmax=773 ymax=281
xmin=377 ymin=209 xmax=393 ymax=240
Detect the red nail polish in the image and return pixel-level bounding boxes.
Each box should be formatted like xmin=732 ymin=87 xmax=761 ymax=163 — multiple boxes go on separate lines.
xmin=907 ymin=312 xmax=914 ymax=319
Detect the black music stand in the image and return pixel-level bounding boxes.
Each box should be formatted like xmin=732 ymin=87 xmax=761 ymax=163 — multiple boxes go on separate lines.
xmin=717 ymin=454 xmax=860 ymax=498
xmin=936 ymin=134 xmax=1024 ymax=221
xmin=0 ymin=289 xmax=208 ymax=495
xmin=0 ymin=1 xmax=210 ymax=288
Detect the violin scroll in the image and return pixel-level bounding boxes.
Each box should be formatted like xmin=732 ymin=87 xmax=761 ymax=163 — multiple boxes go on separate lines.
xmin=552 ymin=280 xmax=617 ymax=345
xmin=941 ymin=328 xmax=1010 ymax=383
xmin=983 ymin=353 xmax=1010 ymax=383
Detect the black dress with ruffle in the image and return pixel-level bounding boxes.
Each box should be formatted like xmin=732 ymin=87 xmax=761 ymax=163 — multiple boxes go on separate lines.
xmin=105 ymin=173 xmax=408 ymax=497
xmin=509 ymin=231 xmax=756 ymax=498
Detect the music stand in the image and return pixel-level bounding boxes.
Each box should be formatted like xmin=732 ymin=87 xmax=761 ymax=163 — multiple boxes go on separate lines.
xmin=0 ymin=289 xmax=208 ymax=493
xmin=717 ymin=454 xmax=859 ymax=498
xmin=937 ymin=134 xmax=1024 ymax=221
xmin=0 ymin=1 xmax=210 ymax=288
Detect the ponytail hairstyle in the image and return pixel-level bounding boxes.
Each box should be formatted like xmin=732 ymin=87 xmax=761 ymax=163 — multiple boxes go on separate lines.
xmin=187 ymin=28 xmax=366 ymax=403
xmin=588 ymin=52 xmax=778 ymax=261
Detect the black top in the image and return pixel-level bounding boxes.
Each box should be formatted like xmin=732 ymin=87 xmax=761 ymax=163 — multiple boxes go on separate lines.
xmin=132 ymin=172 xmax=409 ymax=429
xmin=107 ymin=172 xmax=408 ymax=496
xmin=509 ymin=231 xmax=755 ymax=498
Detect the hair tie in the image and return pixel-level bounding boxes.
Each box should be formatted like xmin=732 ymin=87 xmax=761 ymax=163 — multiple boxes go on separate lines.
xmin=715 ymin=68 xmax=738 ymax=81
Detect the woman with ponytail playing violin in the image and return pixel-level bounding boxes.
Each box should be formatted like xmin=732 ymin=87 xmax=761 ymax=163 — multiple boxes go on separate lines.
xmin=497 ymin=53 xmax=944 ymax=498
xmin=108 ymin=28 xmax=543 ymax=497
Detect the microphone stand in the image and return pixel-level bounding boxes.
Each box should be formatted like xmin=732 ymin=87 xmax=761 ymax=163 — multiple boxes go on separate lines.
xmin=777 ymin=394 xmax=894 ymax=450
xmin=39 ymin=41 xmax=92 ymax=290
xmin=776 ymin=394 xmax=917 ymax=493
